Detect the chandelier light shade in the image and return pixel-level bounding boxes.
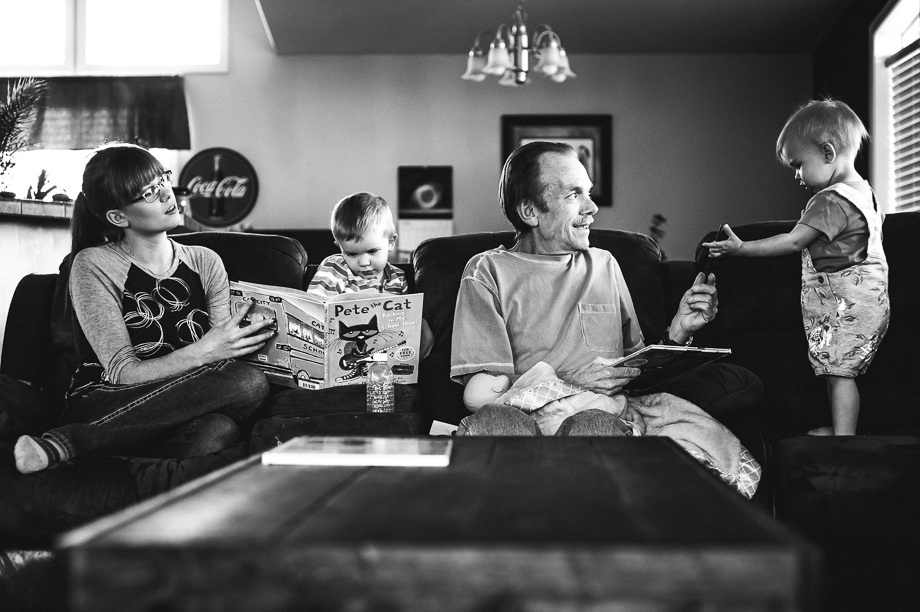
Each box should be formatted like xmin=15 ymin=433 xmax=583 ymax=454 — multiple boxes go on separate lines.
xmin=461 ymin=3 xmax=575 ymax=86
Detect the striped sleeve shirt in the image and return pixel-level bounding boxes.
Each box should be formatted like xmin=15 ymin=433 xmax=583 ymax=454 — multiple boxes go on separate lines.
xmin=306 ymin=254 xmax=407 ymax=300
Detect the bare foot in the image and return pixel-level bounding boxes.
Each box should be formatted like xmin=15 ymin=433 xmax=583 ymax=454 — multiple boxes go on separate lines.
xmin=807 ymin=426 xmax=834 ymax=436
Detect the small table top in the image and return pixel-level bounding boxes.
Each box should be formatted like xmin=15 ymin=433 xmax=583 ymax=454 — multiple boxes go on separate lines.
xmin=60 ymin=436 xmax=821 ymax=612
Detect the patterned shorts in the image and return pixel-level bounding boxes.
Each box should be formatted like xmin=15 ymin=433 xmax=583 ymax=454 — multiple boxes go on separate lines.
xmin=801 ymin=265 xmax=890 ymax=377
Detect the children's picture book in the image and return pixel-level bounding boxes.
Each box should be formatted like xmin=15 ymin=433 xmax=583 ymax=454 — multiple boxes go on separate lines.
xmin=610 ymin=344 xmax=731 ymax=393
xmin=261 ymin=436 xmax=453 ymax=467
xmin=229 ymin=281 xmax=424 ymax=390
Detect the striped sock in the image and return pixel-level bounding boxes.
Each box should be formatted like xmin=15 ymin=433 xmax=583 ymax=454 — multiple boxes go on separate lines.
xmin=14 ymin=435 xmax=64 ymax=474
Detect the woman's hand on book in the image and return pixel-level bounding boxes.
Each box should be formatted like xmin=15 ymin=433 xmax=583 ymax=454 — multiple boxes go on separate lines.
xmin=195 ymin=298 xmax=278 ymax=364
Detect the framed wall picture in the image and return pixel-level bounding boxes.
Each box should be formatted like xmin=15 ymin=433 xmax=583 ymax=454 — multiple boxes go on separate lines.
xmin=396 ymin=165 xmax=454 ymax=258
xmin=397 ymin=166 xmax=453 ymax=219
xmin=501 ymin=114 xmax=613 ymax=207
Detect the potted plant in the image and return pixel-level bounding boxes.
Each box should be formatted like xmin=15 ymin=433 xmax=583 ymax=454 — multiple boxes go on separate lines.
xmin=0 ymin=77 xmax=48 ymax=198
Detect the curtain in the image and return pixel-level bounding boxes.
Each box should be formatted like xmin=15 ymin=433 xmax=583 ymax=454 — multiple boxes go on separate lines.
xmin=1 ymin=76 xmax=191 ymax=150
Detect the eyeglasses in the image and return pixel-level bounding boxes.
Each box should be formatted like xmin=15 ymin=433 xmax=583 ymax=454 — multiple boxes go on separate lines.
xmin=128 ymin=170 xmax=172 ymax=204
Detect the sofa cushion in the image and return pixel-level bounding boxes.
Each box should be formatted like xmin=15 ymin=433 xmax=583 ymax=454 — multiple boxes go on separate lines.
xmin=173 ymin=231 xmax=308 ymax=289
xmin=265 ymin=383 xmax=421 ymax=417
xmin=250 ymin=228 xmax=339 ymax=266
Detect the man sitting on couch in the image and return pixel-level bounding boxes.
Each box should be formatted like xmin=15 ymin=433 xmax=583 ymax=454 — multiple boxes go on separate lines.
xmin=449 ymin=142 xmax=762 ymax=495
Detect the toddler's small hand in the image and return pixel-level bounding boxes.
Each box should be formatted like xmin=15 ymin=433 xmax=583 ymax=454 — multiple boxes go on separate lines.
xmin=703 ymin=224 xmax=742 ymax=257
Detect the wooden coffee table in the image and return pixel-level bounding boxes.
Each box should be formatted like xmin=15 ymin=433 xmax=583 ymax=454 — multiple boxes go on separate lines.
xmin=59 ymin=437 xmax=821 ymax=611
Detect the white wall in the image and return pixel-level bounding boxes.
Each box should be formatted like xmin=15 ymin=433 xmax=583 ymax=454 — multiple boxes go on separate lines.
xmin=182 ymin=1 xmax=812 ymax=261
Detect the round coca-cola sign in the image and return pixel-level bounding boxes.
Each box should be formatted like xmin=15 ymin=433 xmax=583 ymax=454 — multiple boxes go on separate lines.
xmin=179 ymin=147 xmax=259 ymax=228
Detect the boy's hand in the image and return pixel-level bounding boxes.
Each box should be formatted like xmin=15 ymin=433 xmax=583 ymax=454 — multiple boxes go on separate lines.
xmin=420 ymin=318 xmax=434 ymax=360
xmin=703 ymin=224 xmax=742 ymax=257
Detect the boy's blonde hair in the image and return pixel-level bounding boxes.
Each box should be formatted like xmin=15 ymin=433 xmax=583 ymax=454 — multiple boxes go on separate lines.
xmin=330 ymin=192 xmax=395 ymax=243
xmin=776 ymin=98 xmax=869 ymax=166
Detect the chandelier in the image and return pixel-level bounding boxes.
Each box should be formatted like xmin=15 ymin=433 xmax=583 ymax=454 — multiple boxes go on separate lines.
xmin=461 ymin=3 xmax=575 ymax=86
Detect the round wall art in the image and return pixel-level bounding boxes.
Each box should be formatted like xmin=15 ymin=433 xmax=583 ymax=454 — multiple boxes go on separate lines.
xmin=179 ymin=147 xmax=259 ymax=228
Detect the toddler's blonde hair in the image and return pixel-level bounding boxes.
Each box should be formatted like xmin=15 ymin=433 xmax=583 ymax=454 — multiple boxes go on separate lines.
xmin=776 ymin=98 xmax=869 ymax=166
xmin=330 ymin=192 xmax=395 ymax=243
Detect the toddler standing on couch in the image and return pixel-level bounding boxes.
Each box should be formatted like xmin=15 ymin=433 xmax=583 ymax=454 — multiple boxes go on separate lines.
xmin=705 ymin=98 xmax=890 ymax=436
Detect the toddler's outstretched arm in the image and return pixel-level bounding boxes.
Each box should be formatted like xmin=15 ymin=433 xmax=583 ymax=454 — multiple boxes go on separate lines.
xmin=704 ymin=223 xmax=821 ymax=258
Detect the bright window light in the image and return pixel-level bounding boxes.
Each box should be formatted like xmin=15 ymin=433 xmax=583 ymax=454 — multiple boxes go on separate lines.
xmin=84 ymin=0 xmax=222 ymax=67
xmin=0 ymin=0 xmax=68 ymax=67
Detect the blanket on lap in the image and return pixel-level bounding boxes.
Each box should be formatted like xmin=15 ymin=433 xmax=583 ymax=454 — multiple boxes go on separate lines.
xmin=475 ymin=362 xmax=761 ymax=499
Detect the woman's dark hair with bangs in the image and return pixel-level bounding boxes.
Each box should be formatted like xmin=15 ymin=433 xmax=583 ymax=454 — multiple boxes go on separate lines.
xmin=70 ymin=142 xmax=165 ymax=256
xmin=499 ymin=141 xmax=576 ymax=235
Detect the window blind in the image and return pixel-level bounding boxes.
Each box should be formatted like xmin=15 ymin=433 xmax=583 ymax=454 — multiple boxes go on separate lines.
xmin=888 ymin=40 xmax=919 ymax=211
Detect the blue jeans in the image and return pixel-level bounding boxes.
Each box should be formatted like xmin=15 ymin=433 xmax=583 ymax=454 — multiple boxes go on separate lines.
xmin=44 ymin=360 xmax=269 ymax=460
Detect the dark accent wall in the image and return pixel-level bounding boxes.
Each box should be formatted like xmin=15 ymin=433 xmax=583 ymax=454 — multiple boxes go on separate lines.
xmin=812 ymin=0 xmax=894 ymax=177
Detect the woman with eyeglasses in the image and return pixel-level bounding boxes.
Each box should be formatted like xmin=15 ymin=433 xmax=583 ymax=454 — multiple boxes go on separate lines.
xmin=14 ymin=142 xmax=276 ymax=474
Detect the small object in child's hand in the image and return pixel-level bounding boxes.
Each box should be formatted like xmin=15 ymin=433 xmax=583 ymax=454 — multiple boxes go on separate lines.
xmin=703 ymin=224 xmax=726 ymax=275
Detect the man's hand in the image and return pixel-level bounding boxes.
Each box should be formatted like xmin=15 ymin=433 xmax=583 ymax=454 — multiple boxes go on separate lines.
xmin=671 ymin=272 xmax=718 ymax=341
xmin=557 ymin=356 xmax=641 ymax=396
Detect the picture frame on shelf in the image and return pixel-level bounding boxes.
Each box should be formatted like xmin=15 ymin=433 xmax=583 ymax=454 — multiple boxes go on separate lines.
xmin=501 ymin=114 xmax=613 ymax=208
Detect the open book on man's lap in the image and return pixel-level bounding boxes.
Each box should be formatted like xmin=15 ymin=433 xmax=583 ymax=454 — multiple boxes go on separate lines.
xmin=611 ymin=345 xmax=731 ymax=394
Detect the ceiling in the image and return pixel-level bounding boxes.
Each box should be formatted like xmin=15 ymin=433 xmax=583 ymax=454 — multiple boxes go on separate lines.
xmin=255 ymin=0 xmax=854 ymax=56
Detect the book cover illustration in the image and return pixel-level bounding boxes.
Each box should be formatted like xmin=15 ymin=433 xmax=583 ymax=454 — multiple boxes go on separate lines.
xmin=324 ymin=291 xmax=423 ymax=386
xmin=229 ymin=282 xmax=423 ymax=390
xmin=610 ymin=344 xmax=731 ymax=393
xmin=261 ymin=435 xmax=453 ymax=467
xmin=230 ymin=281 xmax=326 ymax=389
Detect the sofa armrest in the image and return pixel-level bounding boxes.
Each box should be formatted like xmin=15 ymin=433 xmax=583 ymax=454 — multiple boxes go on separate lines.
xmin=1 ymin=274 xmax=57 ymax=387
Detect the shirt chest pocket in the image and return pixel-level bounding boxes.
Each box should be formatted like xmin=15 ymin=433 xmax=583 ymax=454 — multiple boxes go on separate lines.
xmin=578 ymin=303 xmax=620 ymax=353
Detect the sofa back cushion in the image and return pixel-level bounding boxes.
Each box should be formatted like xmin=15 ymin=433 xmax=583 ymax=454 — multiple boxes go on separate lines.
xmin=694 ymin=212 xmax=920 ymax=437
xmin=173 ymin=231 xmax=308 ymax=288
xmin=250 ymin=228 xmax=339 ymax=266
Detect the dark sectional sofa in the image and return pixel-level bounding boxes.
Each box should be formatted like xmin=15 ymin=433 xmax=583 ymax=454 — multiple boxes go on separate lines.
xmin=2 ymin=216 xmax=918 ymax=610
xmin=691 ymin=211 xmax=920 ymax=612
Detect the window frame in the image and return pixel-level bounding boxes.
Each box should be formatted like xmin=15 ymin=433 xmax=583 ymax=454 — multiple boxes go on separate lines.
xmin=0 ymin=0 xmax=228 ymax=77
xmin=870 ymin=0 xmax=920 ymax=213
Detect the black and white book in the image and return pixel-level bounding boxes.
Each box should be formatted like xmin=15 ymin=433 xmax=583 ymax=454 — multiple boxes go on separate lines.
xmin=610 ymin=344 xmax=731 ymax=393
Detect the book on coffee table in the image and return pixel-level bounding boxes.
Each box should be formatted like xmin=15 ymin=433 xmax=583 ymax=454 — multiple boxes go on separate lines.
xmin=261 ymin=436 xmax=453 ymax=467
xmin=610 ymin=344 xmax=731 ymax=393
